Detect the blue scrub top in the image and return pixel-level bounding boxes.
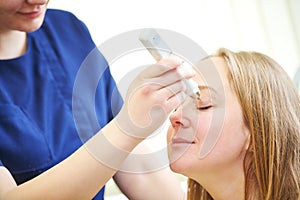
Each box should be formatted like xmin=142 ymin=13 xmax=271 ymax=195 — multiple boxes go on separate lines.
xmin=0 ymin=9 xmax=123 ymax=199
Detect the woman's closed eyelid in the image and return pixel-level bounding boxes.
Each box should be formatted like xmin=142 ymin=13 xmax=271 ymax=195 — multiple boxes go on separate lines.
xmin=195 ymin=94 xmax=214 ymax=110
xmin=196 ymin=101 xmax=213 ymax=109
xmin=197 ymin=105 xmax=213 ymax=110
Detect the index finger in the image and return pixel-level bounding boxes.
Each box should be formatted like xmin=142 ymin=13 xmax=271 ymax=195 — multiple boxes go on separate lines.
xmin=141 ymin=57 xmax=182 ymax=78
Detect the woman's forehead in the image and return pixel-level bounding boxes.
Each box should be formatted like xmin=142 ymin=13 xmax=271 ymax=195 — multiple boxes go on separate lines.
xmin=193 ymin=56 xmax=230 ymax=92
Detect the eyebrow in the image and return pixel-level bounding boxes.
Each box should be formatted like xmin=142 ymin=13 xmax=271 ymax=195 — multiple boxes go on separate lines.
xmin=198 ymin=85 xmax=218 ymax=95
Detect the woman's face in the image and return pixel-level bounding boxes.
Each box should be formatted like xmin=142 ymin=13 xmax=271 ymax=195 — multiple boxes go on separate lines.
xmin=0 ymin=0 xmax=48 ymax=32
xmin=167 ymin=57 xmax=250 ymax=181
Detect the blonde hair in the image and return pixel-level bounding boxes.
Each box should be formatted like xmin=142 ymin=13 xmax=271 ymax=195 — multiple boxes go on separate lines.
xmin=187 ymin=48 xmax=300 ymax=200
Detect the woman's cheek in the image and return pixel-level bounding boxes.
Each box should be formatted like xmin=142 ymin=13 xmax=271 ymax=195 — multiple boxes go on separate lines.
xmin=166 ymin=125 xmax=174 ymax=144
xmin=0 ymin=1 xmax=22 ymax=12
xmin=194 ymin=113 xmax=213 ymax=141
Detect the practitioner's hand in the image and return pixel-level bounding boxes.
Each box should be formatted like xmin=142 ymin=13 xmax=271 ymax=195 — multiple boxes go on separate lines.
xmin=115 ymin=57 xmax=196 ymax=139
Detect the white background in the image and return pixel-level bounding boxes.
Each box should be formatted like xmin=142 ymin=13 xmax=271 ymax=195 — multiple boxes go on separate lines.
xmin=49 ymin=0 xmax=300 ymax=79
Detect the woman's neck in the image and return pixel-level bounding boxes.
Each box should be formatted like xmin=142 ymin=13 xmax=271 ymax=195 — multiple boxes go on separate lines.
xmin=192 ymin=163 xmax=245 ymax=200
xmin=0 ymin=30 xmax=27 ymax=60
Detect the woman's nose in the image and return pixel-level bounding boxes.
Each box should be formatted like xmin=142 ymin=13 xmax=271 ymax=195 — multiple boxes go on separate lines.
xmin=169 ymin=107 xmax=183 ymax=128
xmin=169 ymin=97 xmax=195 ymax=128
xmin=169 ymin=106 xmax=192 ymax=128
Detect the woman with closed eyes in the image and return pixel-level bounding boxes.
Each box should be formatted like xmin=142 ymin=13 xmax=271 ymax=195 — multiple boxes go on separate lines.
xmin=167 ymin=48 xmax=300 ymax=200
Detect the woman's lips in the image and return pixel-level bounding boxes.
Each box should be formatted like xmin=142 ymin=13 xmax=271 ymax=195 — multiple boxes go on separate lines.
xmin=171 ymin=138 xmax=194 ymax=144
xmin=20 ymin=10 xmax=42 ymax=19
xmin=18 ymin=9 xmax=44 ymax=19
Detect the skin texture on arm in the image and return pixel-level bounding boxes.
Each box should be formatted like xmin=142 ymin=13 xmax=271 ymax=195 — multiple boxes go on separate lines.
xmin=114 ymin=144 xmax=186 ymax=200
xmin=0 ymin=167 xmax=17 ymax=199
xmin=115 ymin=168 xmax=186 ymax=200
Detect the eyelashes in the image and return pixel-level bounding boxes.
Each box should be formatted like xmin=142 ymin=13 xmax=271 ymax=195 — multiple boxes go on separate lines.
xmin=172 ymin=94 xmax=214 ymax=112
xmin=197 ymin=105 xmax=212 ymax=110
xmin=195 ymin=95 xmax=213 ymax=111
